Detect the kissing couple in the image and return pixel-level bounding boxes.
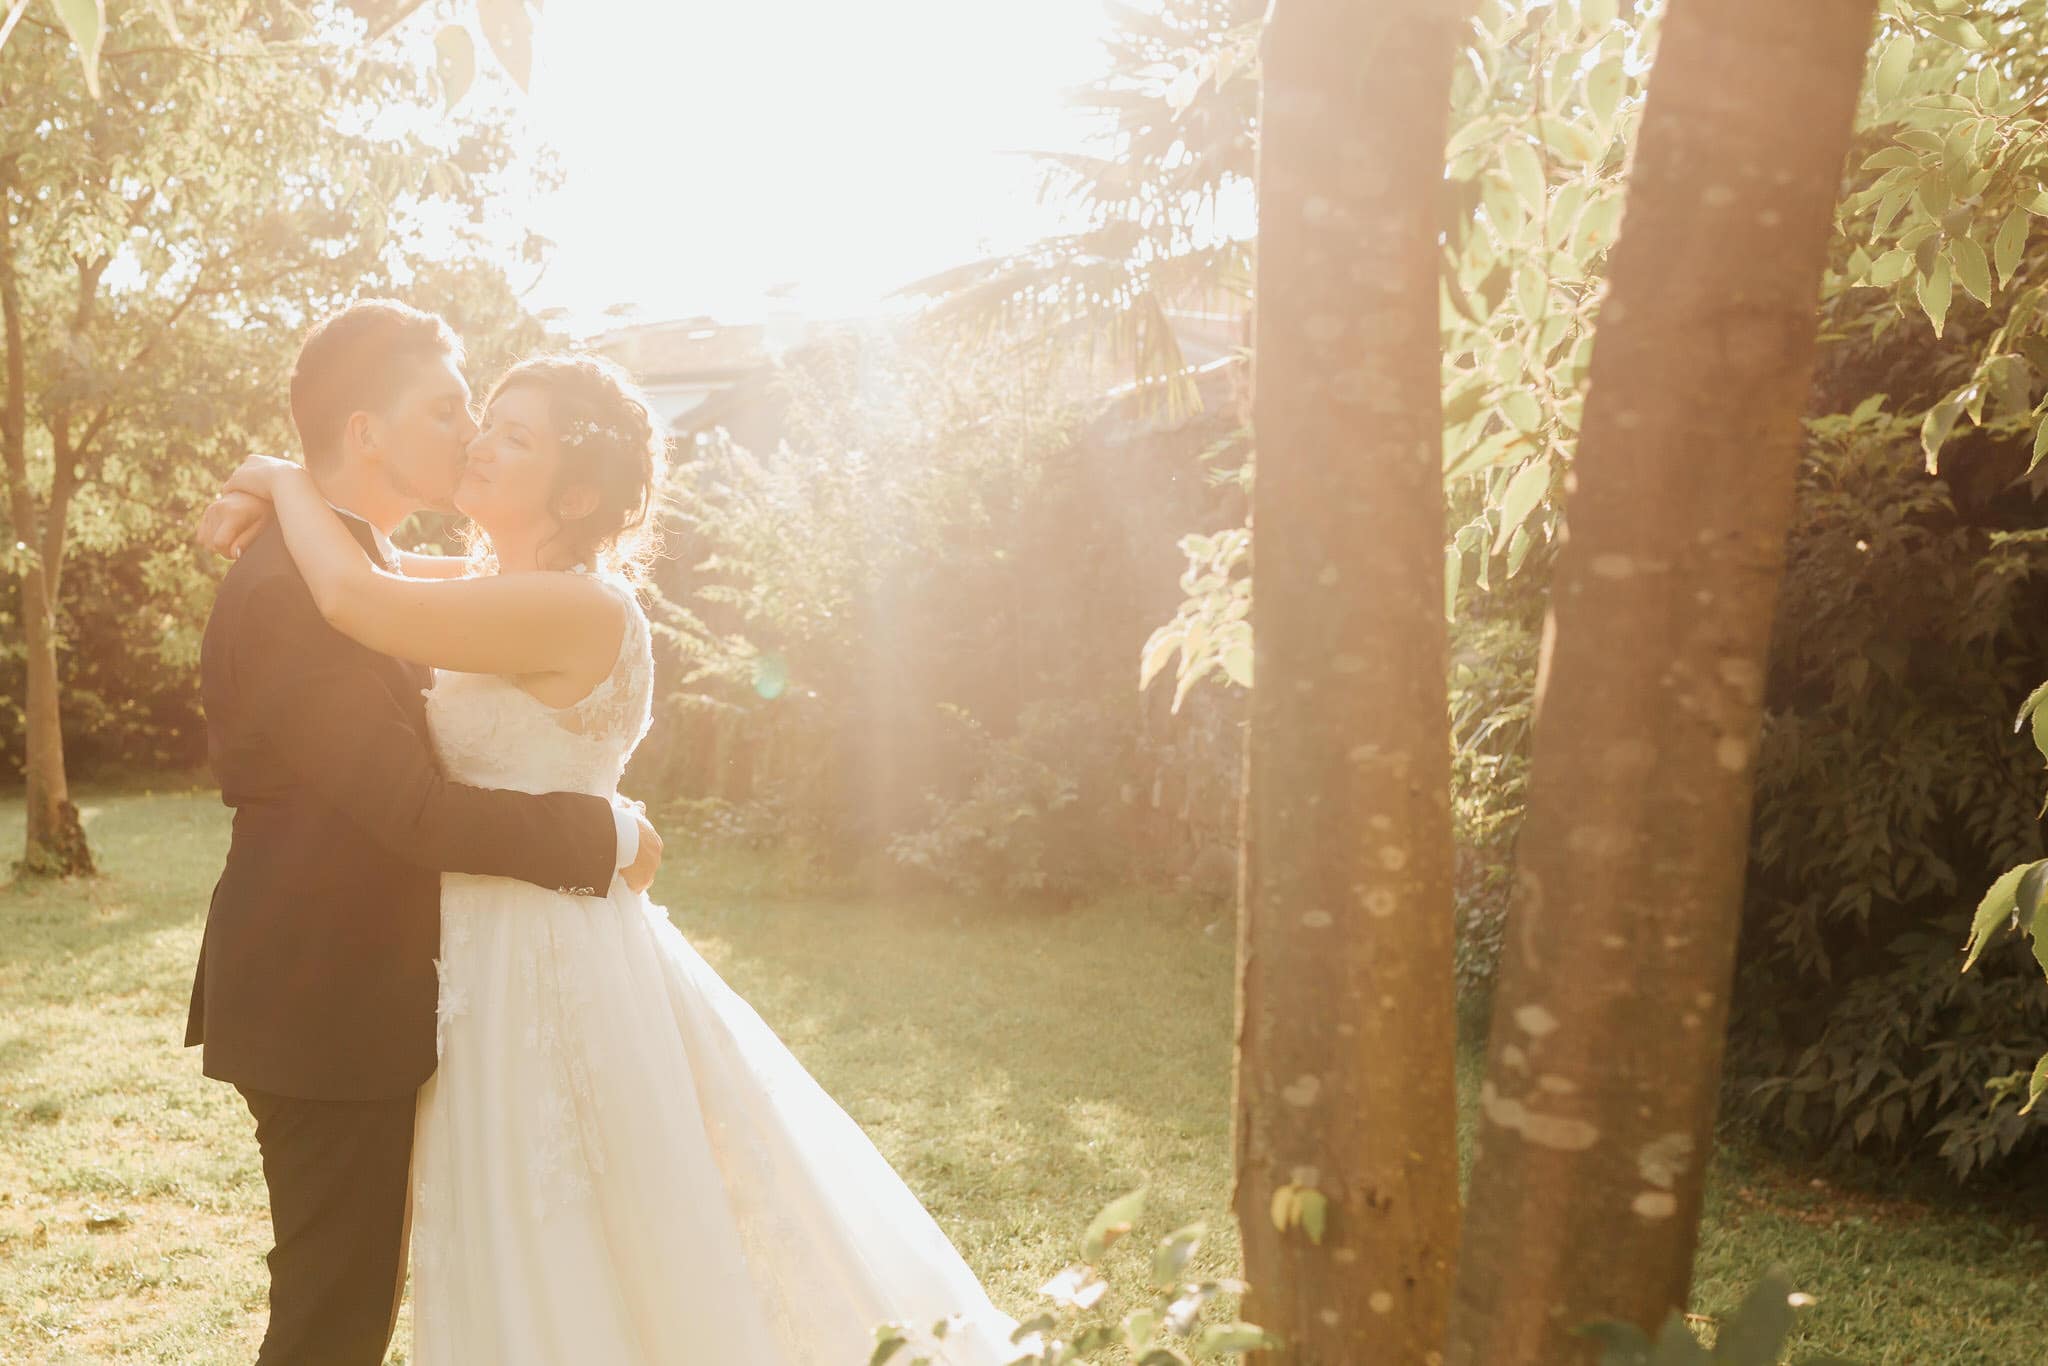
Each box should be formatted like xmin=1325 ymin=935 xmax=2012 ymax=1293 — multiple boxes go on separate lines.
xmin=186 ymin=299 xmax=1018 ymax=1364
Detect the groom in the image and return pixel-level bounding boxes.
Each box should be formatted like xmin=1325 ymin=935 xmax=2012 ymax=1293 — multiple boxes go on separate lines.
xmin=185 ymin=299 xmax=662 ymax=1366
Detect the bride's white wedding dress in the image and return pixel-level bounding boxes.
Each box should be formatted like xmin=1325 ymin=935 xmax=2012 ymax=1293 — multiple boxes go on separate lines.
xmin=408 ymin=573 xmax=1018 ymax=1365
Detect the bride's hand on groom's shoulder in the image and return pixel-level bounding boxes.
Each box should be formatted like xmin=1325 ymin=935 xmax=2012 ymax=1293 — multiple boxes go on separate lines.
xmin=196 ymin=490 xmax=271 ymax=561
xmin=223 ymin=453 xmax=305 ymax=500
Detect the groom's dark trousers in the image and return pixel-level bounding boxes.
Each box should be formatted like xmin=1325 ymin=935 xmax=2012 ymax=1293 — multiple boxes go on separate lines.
xmin=188 ymin=521 xmax=620 ymax=1365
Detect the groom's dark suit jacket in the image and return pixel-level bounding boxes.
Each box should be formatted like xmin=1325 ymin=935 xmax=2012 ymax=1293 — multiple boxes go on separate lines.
xmin=187 ymin=516 xmax=618 ymax=1102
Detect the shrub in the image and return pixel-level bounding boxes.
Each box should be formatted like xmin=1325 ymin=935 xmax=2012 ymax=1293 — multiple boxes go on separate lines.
xmin=1731 ymin=404 xmax=2048 ymax=1178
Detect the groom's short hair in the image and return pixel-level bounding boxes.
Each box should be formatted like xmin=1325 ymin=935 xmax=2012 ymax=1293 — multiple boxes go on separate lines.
xmin=289 ymin=300 xmax=465 ymax=469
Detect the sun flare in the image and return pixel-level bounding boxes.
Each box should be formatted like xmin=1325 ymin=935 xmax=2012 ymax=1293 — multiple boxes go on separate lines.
xmin=466 ymin=0 xmax=1118 ymax=330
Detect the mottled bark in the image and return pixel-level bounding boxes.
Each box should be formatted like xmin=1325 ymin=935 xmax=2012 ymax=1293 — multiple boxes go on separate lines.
xmin=1445 ymin=1 xmax=1876 ymax=1359
xmin=1234 ymin=2 xmax=1466 ymax=1360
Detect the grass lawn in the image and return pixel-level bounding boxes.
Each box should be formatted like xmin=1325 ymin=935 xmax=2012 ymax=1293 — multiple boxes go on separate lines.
xmin=2 ymin=790 xmax=2044 ymax=1363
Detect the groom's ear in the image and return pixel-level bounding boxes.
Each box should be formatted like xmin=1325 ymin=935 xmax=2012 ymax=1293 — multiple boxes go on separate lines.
xmin=344 ymin=409 xmax=380 ymax=458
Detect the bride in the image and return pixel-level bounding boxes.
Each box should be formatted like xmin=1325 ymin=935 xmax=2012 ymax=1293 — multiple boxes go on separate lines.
xmin=220 ymin=352 xmax=1018 ymax=1365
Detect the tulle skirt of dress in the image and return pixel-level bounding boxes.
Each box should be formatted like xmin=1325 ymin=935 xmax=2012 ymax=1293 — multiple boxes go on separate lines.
xmin=409 ymin=874 xmax=1019 ymax=1365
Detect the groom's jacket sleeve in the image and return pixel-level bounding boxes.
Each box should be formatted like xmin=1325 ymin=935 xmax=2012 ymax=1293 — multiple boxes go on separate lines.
xmin=231 ymin=567 xmax=619 ymax=895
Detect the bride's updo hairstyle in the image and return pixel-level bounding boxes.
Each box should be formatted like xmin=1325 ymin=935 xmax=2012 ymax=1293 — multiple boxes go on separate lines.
xmin=482 ymin=352 xmax=667 ymax=582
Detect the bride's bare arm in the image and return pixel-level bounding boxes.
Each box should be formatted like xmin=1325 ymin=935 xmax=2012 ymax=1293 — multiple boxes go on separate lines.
xmin=224 ymin=456 xmax=623 ymax=680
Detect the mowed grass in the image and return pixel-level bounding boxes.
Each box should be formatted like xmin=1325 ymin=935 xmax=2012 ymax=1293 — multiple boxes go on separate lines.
xmin=3 ymin=791 xmax=2046 ymax=1363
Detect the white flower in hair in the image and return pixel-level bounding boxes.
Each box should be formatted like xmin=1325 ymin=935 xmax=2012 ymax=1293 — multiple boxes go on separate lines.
xmin=561 ymin=417 xmax=632 ymax=449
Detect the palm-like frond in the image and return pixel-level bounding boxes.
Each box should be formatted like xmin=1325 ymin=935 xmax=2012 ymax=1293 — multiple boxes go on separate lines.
xmin=905 ymin=0 xmax=1260 ymax=412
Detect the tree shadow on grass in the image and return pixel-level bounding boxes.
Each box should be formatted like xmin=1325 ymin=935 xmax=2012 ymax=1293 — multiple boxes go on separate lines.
xmin=0 ymin=790 xmax=227 ymax=981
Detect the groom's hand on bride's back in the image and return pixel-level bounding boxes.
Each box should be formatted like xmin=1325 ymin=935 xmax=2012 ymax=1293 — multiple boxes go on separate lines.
xmin=622 ymin=810 xmax=663 ymax=894
xmin=196 ymin=490 xmax=271 ymax=561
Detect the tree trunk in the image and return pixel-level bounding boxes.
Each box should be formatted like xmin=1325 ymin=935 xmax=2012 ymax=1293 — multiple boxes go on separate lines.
xmin=18 ymin=562 xmax=93 ymax=877
xmin=1445 ymin=1 xmax=1876 ymax=1358
xmin=0 ymin=163 xmax=93 ymax=878
xmin=1235 ymin=2 xmax=1466 ymax=1360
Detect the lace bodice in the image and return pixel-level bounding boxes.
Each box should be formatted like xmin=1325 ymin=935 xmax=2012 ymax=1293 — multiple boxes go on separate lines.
xmin=423 ymin=573 xmax=653 ymax=799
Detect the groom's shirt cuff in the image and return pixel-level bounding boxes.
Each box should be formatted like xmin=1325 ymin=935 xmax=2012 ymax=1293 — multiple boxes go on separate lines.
xmin=612 ymin=804 xmax=639 ymax=871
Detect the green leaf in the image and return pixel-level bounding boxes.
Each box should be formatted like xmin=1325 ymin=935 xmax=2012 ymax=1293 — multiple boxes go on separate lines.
xmin=2031 ymin=416 xmax=2048 ymax=476
xmin=1919 ymin=392 xmax=1965 ymax=472
xmin=1503 ymin=140 xmax=1546 ymax=212
xmin=1445 ymin=544 xmax=1463 ymax=621
xmin=1873 ymin=36 xmax=1912 ymax=103
xmin=1536 ymin=116 xmax=1595 ymax=165
xmin=1082 ymin=1188 xmax=1146 ymax=1260
xmin=868 ymin=1324 xmax=909 ymax=1366
xmin=1996 ymin=210 xmax=2030 ymax=289
xmin=1917 ymin=254 xmax=1953 ymax=338
xmin=1924 ymin=14 xmax=1989 ymax=49
xmin=1868 ymin=249 xmax=1912 ymax=287
xmin=1951 ymin=235 xmax=1993 ymax=303
xmin=1124 ymin=1307 xmax=1161 ymax=1350
xmin=1910 ymin=226 xmax=1942 ymax=277
xmin=1010 ymin=1312 xmax=1058 ymax=1346
xmin=1581 ymin=0 xmax=1617 ymax=29
xmin=2016 ymin=677 xmax=2048 ymax=744
xmin=1493 ymin=456 xmax=1551 ymax=554
xmin=48 ymin=0 xmax=104 ymax=98
xmin=478 ymin=0 xmax=534 ymax=90
xmin=1501 ymin=388 xmax=1543 ymax=433
xmin=1914 ymin=167 xmax=1950 ymax=219
xmin=1963 ymin=863 xmax=2030 ymax=973
xmin=1943 ymin=130 xmax=1976 ymax=201
xmin=1506 ymin=523 xmax=1534 ymax=578
xmin=1585 ymin=58 xmax=1625 ymax=127
xmin=1297 ymin=1188 xmax=1328 ymax=1245
xmin=434 ymin=25 xmax=476 ymax=111
xmin=1220 ymin=638 xmax=1253 ymax=689
xmin=1140 ymin=624 xmax=1182 ymax=691
xmin=2021 ymin=1054 xmax=2048 ymax=1115
xmin=1152 ymin=1222 xmax=1205 ymax=1285
xmin=1860 ymin=146 xmax=1920 ymax=172
xmin=2018 ymin=861 xmax=2048 ymax=932
xmin=1444 ymin=373 xmax=1491 ymax=429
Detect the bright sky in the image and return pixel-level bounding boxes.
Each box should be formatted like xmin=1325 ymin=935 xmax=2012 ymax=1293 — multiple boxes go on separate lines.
xmin=505 ymin=0 xmax=1118 ymax=333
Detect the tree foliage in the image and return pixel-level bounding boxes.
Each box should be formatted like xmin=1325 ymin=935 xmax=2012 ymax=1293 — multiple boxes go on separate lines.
xmin=0 ymin=0 xmax=548 ymax=868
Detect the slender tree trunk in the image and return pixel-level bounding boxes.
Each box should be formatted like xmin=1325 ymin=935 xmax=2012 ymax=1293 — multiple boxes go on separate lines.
xmin=1445 ymin=1 xmax=1875 ymax=1358
xmin=1235 ymin=3 xmax=1466 ymax=1359
xmin=0 ymin=167 xmax=93 ymax=877
xmin=17 ymin=563 xmax=91 ymax=877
